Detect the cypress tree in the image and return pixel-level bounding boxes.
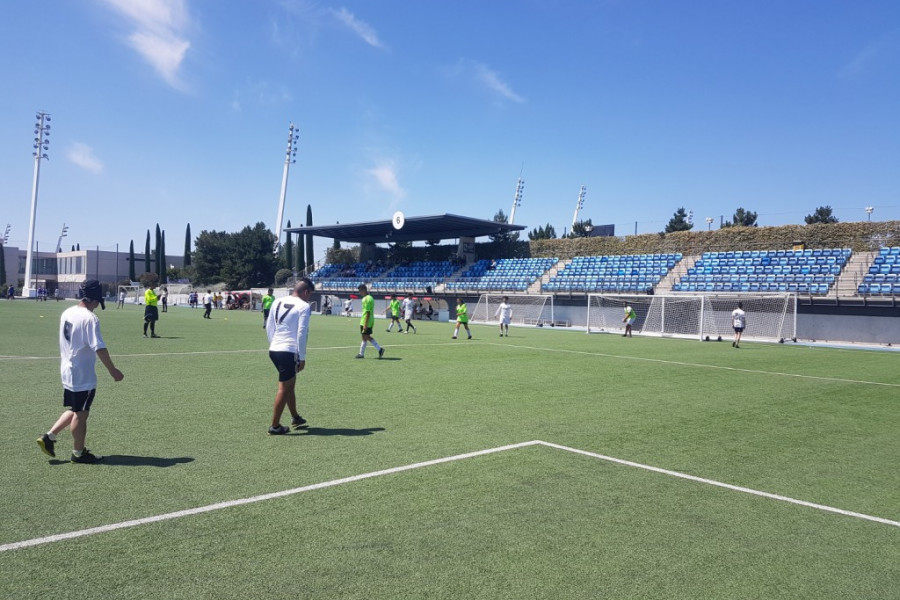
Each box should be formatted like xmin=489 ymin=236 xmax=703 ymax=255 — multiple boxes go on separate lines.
xmin=296 ymin=230 xmax=304 ymax=274
xmin=0 ymin=243 xmax=6 ymax=286
xmin=283 ymin=220 xmax=294 ymax=271
xmin=129 ymin=241 xmax=136 ymax=281
xmin=155 ymin=224 xmax=162 ymax=277
xmin=184 ymin=223 xmax=192 ymax=266
xmin=144 ymin=230 xmax=151 ymax=273
xmin=161 ymin=230 xmax=167 ymax=283
xmin=305 ymin=205 xmax=314 ymax=273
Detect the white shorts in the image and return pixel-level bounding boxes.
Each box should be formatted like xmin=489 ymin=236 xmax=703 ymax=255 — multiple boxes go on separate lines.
xmin=499 ymin=316 xmax=511 ymax=325
xmin=625 ymin=317 xmax=635 ymax=325
xmin=404 ymin=310 xmax=413 ymax=321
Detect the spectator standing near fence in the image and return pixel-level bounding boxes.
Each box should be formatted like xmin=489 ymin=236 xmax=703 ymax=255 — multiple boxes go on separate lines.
xmin=732 ymin=302 xmax=746 ymax=348
xmin=355 ymin=284 xmax=384 ymax=359
xmin=37 ymin=280 xmax=124 ymax=463
xmin=161 ymin=287 xmax=168 ymax=313
xmin=453 ymin=298 xmax=472 ymax=340
xmin=495 ymin=296 xmax=512 ymax=337
xmin=143 ymin=285 xmax=161 ymax=338
xmin=202 ymin=290 xmax=213 ymax=319
xmin=265 ymin=278 xmax=314 ymax=435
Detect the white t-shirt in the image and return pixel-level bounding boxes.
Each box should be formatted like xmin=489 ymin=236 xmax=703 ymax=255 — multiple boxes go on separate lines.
xmin=496 ymin=302 xmax=512 ymax=324
xmin=401 ymin=297 xmax=415 ymax=320
xmin=204 ymin=293 xmax=213 ymax=305
xmin=59 ymin=304 xmax=106 ymax=392
xmin=266 ymin=295 xmax=312 ymax=360
xmin=732 ymin=308 xmax=746 ymax=329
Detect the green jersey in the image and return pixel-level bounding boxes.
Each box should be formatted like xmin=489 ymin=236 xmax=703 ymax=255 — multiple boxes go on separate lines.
xmin=262 ymin=294 xmax=275 ymax=310
xmin=361 ymin=294 xmax=375 ymax=328
xmin=389 ymin=299 xmax=401 ymax=317
xmin=456 ymin=302 xmax=469 ymax=323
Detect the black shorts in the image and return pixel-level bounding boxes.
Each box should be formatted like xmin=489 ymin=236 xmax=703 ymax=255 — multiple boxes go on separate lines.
xmin=269 ymin=351 xmax=298 ymax=382
xmin=144 ymin=305 xmax=159 ymax=322
xmin=63 ymin=388 xmax=96 ymax=412
xmin=263 ymin=309 xmax=270 ymax=321
xmin=360 ymin=324 xmax=373 ymax=336
xmin=733 ymin=327 xmax=744 ymax=333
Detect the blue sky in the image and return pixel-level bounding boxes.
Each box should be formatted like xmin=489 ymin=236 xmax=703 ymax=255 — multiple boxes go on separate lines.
xmin=1 ymin=1 xmax=898 ymax=261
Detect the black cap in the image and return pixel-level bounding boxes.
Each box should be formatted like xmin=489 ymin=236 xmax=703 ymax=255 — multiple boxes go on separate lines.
xmin=79 ymin=279 xmax=105 ymax=310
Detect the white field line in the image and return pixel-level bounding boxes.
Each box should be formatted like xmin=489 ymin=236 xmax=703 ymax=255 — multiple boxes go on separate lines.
xmin=536 ymin=441 xmax=900 ymax=528
xmin=0 ymin=441 xmax=542 ymax=553
xmin=3 ymin=439 xmax=896 ymax=553
xmin=489 ymin=342 xmax=900 ymax=388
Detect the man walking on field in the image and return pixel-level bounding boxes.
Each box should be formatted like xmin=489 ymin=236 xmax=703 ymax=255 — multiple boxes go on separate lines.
xmin=731 ymin=302 xmax=746 ymax=348
xmin=37 ymin=280 xmax=124 ymax=463
xmin=355 ymin=284 xmax=384 ymax=359
xmin=622 ymin=304 xmax=636 ymax=337
xmin=265 ymin=278 xmax=315 ymax=435
xmin=401 ymin=292 xmax=417 ymax=334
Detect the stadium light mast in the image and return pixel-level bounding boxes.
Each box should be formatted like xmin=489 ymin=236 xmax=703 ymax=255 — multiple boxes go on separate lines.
xmin=2 ymin=225 xmax=10 ymax=245
xmin=865 ymin=206 xmax=874 ymax=221
xmin=705 ymin=217 xmax=714 ymax=230
xmin=273 ymin=122 xmax=299 ymax=255
xmin=24 ymin=111 xmax=51 ymax=298
xmin=56 ymin=223 xmax=68 ymax=252
xmin=509 ymin=177 xmax=524 ymax=225
xmin=571 ymin=185 xmax=586 ymax=230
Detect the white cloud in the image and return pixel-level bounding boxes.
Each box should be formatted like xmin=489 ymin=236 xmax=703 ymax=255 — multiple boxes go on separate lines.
xmin=331 ymin=7 xmax=385 ymax=49
xmin=838 ymin=32 xmax=898 ymax=79
xmin=472 ymin=62 xmax=525 ymax=104
xmin=97 ymin=0 xmax=192 ymax=89
xmin=67 ymin=143 xmax=104 ymax=174
xmin=366 ymin=163 xmax=406 ymax=200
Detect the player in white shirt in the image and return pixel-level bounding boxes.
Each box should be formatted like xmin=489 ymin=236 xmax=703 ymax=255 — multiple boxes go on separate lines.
xmin=37 ymin=280 xmax=124 ymax=463
xmin=401 ymin=292 xmax=417 ymax=334
xmin=265 ymin=278 xmax=315 ymax=435
xmin=495 ymin=296 xmax=512 ymax=337
xmin=731 ymin=302 xmax=746 ymax=348
xmin=202 ymin=290 xmax=213 ymax=319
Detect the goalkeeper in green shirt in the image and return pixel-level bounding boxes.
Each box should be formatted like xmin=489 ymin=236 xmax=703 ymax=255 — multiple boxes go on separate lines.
xmin=355 ymin=284 xmax=384 ymax=359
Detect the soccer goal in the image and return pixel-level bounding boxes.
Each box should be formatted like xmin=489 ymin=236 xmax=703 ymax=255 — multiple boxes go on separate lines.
xmin=471 ymin=294 xmax=554 ymax=326
xmin=586 ymin=293 xmax=797 ymax=342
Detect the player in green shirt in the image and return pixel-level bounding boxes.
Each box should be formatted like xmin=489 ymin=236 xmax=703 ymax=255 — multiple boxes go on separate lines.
xmin=262 ymin=288 xmax=275 ymax=329
xmin=452 ymin=297 xmax=472 ymax=340
xmin=623 ymin=304 xmax=636 ymax=337
xmin=355 ymin=284 xmax=384 ymax=359
xmin=386 ymin=294 xmax=404 ymax=333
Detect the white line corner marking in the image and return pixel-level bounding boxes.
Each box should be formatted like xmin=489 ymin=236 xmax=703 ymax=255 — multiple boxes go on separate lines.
xmin=3 ymin=440 xmax=896 ymax=553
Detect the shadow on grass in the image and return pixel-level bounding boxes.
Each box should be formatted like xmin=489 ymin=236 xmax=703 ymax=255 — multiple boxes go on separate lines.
xmin=300 ymin=427 xmax=385 ymax=437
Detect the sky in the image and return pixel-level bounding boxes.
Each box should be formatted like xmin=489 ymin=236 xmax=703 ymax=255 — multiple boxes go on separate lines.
xmin=1 ymin=0 xmax=898 ymax=262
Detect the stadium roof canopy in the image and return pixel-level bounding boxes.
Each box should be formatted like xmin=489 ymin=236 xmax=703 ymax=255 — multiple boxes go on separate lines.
xmin=283 ymin=213 xmax=526 ymax=244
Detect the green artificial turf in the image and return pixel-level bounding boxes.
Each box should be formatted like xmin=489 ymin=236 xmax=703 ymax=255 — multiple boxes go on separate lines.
xmin=1 ymin=299 xmax=897 ymax=599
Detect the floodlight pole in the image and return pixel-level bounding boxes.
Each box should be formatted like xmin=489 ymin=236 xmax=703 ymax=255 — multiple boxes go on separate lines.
xmin=571 ymin=185 xmax=586 ymax=230
xmin=865 ymin=206 xmax=874 ymax=221
xmin=509 ymin=177 xmax=524 ymax=225
xmin=24 ymin=111 xmax=51 ymax=298
xmin=273 ymin=122 xmax=299 ymax=255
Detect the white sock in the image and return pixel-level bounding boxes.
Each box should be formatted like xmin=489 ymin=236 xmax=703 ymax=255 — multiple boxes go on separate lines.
xmin=371 ymin=340 xmax=382 ymax=350
xmin=360 ymin=341 xmax=367 ymax=354
xmin=46 ymin=432 xmax=57 ymax=441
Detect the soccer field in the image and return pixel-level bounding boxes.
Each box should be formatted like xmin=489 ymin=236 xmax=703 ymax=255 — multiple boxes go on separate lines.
xmin=1 ymin=300 xmax=898 ymax=599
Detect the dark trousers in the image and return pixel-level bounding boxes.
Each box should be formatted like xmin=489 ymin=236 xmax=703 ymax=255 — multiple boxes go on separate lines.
xmin=203 ymin=303 xmax=212 ymax=318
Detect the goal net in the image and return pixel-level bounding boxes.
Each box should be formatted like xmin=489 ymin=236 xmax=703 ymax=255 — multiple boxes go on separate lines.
xmin=471 ymin=294 xmax=554 ymax=326
xmin=586 ymin=293 xmax=796 ymax=342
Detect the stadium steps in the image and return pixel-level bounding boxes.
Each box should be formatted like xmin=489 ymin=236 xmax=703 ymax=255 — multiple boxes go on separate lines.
xmin=434 ymin=264 xmax=471 ymax=294
xmin=661 ymin=254 xmax=698 ymax=291
xmin=835 ymin=250 xmax=876 ymax=298
xmin=529 ymin=258 xmax=569 ymax=294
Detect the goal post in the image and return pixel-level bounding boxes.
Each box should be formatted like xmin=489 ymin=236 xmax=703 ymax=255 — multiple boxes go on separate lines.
xmin=471 ymin=293 xmax=554 ymax=326
xmin=586 ymin=293 xmax=796 ymax=342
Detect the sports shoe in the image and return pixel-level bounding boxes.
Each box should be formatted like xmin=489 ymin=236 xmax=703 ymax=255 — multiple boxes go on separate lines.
xmin=143 ymin=333 xmax=148 ymax=338
xmin=355 ymin=354 xmax=364 ymax=359
xmin=151 ymin=334 xmax=160 ymax=338
xmin=378 ymin=347 xmax=385 ymax=359
xmin=291 ymin=415 xmax=308 ymax=429
xmin=467 ymin=335 xmax=472 ymax=340
xmin=268 ymin=425 xmax=290 ymax=435
xmin=71 ymin=449 xmax=102 ymax=463
xmin=37 ymin=434 xmax=55 ymax=458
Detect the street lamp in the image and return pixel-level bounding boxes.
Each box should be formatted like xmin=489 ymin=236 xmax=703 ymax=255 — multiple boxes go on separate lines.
xmin=705 ymin=217 xmax=714 ymax=230
xmin=865 ymin=206 xmax=874 ymax=221
xmin=24 ymin=111 xmax=51 ymax=298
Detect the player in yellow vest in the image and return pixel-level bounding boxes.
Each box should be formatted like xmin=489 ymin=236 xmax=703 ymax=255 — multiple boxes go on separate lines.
xmin=622 ymin=304 xmax=636 ymax=337
xmin=453 ymin=297 xmax=472 ymax=339
xmin=262 ymin=288 xmax=275 ymax=329
xmin=143 ymin=286 xmax=160 ymax=338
